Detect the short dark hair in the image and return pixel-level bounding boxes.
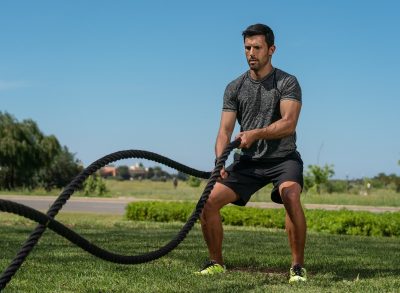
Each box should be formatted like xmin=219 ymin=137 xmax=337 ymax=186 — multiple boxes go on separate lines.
xmin=242 ymin=24 xmax=274 ymax=47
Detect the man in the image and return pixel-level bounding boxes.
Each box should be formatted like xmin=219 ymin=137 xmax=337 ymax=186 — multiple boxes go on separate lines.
xmin=196 ymin=24 xmax=307 ymax=283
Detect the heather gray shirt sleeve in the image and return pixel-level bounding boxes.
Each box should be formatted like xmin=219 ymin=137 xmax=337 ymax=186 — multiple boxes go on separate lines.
xmin=222 ymin=73 xmax=246 ymax=112
xmin=280 ymin=75 xmax=302 ymax=103
xmin=222 ymin=82 xmax=237 ymax=112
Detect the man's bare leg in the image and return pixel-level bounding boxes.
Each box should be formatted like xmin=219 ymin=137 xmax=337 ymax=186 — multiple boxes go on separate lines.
xmin=279 ymin=181 xmax=306 ymax=266
xmin=200 ymin=183 xmax=239 ymax=265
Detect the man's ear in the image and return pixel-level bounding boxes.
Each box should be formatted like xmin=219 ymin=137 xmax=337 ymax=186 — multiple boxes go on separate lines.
xmin=269 ymin=45 xmax=276 ymax=56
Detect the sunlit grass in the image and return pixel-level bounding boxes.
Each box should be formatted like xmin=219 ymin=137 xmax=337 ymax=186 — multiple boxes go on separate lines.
xmin=0 ymin=212 xmax=399 ymax=292
xmin=1 ymin=179 xmax=399 ymax=207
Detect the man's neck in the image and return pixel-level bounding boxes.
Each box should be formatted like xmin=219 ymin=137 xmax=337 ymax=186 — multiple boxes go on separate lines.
xmin=250 ymin=64 xmax=274 ymax=80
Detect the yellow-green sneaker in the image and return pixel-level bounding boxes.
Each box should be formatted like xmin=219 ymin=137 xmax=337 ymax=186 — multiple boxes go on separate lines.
xmin=195 ymin=260 xmax=226 ymax=275
xmin=289 ymin=264 xmax=307 ymax=283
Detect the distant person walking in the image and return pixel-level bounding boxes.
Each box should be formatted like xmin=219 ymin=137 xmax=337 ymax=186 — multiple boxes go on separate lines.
xmin=173 ymin=177 xmax=178 ymax=189
xmin=196 ymin=24 xmax=307 ymax=283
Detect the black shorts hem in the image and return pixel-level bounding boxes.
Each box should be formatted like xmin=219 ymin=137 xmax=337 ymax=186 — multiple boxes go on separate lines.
xmin=218 ymin=154 xmax=304 ymax=206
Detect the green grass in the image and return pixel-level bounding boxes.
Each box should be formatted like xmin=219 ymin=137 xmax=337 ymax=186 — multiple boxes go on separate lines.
xmin=104 ymin=180 xmax=400 ymax=207
xmin=299 ymin=189 xmax=400 ymax=207
xmin=1 ymin=179 xmax=399 ymax=207
xmin=0 ymin=212 xmax=399 ymax=292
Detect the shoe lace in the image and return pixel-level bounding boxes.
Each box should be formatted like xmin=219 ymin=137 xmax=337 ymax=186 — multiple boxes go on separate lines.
xmin=292 ymin=264 xmax=303 ymax=276
xmin=201 ymin=260 xmax=217 ymax=270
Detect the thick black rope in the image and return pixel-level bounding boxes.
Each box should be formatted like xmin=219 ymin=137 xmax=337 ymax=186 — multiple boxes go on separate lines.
xmin=0 ymin=140 xmax=240 ymax=291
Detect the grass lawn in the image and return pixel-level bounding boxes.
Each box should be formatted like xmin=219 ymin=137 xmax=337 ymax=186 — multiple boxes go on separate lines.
xmin=0 ymin=213 xmax=399 ymax=292
xmin=3 ymin=179 xmax=399 ymax=207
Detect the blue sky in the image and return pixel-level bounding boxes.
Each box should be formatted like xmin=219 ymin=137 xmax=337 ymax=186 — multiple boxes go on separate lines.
xmin=1 ymin=1 xmax=399 ymax=179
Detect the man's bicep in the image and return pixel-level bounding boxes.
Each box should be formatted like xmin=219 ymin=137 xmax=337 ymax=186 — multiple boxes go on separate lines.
xmin=280 ymin=99 xmax=301 ymax=124
xmin=219 ymin=111 xmax=237 ymax=134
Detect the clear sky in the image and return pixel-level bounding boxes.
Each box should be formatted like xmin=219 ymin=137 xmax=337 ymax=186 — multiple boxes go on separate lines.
xmin=1 ymin=0 xmax=399 ymax=179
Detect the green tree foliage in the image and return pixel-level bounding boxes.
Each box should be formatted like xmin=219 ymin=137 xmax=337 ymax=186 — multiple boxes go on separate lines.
xmin=304 ymin=164 xmax=335 ymax=194
xmin=325 ymin=179 xmax=348 ymax=193
xmin=371 ymin=172 xmax=400 ymax=193
xmin=0 ymin=112 xmax=83 ymax=191
xmin=0 ymin=112 xmax=60 ymax=189
xmin=176 ymin=171 xmax=188 ymax=181
xmin=82 ymin=174 xmax=108 ymax=196
xmin=147 ymin=166 xmax=171 ymax=181
xmin=38 ymin=146 xmax=83 ymax=191
xmin=374 ymin=172 xmax=393 ymax=187
xmin=187 ymin=175 xmax=201 ymax=187
xmin=116 ymin=165 xmax=131 ymax=180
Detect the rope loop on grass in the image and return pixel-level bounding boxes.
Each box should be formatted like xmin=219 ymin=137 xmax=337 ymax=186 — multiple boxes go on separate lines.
xmin=0 ymin=139 xmax=240 ymax=291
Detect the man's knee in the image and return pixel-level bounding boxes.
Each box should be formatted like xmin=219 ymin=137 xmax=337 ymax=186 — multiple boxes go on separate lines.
xmin=201 ymin=183 xmax=238 ymax=218
xmin=203 ymin=189 xmax=226 ymax=213
xmin=279 ymin=181 xmax=302 ymax=205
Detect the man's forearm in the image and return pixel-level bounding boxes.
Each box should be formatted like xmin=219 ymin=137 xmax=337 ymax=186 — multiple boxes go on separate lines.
xmin=256 ymin=118 xmax=296 ymax=140
xmin=215 ymin=132 xmax=231 ymax=158
xmin=236 ymin=118 xmax=296 ymax=149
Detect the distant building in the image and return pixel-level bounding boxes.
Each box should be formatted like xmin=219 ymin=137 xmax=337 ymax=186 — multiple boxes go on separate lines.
xmin=100 ymin=165 xmax=117 ymax=178
xmin=129 ymin=163 xmax=148 ymax=179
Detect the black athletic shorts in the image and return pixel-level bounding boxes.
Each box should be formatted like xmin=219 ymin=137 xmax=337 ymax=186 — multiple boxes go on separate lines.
xmin=219 ymin=151 xmax=303 ymax=205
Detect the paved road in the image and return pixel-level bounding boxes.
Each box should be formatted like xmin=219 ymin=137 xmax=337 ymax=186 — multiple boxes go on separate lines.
xmin=1 ymin=195 xmax=399 ymax=215
xmin=0 ymin=195 xmax=136 ymax=214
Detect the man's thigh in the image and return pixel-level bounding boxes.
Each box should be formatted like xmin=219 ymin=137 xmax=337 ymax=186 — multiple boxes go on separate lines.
xmin=220 ymin=160 xmax=269 ymax=206
xmin=207 ymin=182 xmax=240 ymax=209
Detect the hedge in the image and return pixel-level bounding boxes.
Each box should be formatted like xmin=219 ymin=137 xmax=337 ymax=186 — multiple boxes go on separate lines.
xmin=125 ymin=201 xmax=400 ymax=237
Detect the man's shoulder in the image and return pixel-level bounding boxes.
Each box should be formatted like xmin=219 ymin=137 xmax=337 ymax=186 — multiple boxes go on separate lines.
xmin=226 ymin=71 xmax=248 ymax=90
xmin=275 ymin=68 xmax=301 ymax=92
xmin=275 ymin=68 xmax=298 ymax=82
xmin=275 ymin=68 xmax=302 ymax=100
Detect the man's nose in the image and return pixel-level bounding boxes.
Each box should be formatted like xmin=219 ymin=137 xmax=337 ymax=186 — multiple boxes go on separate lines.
xmin=249 ymin=47 xmax=255 ymax=56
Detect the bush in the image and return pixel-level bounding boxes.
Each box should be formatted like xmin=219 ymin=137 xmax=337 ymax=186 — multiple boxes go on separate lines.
xmin=125 ymin=201 xmax=193 ymax=222
xmin=325 ymin=180 xmax=348 ymax=193
xmin=125 ymin=201 xmax=400 ymax=237
xmin=83 ymin=174 xmax=108 ymax=196
xmin=187 ymin=176 xmax=201 ymax=187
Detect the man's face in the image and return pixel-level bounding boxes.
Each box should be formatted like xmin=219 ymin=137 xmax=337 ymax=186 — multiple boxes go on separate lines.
xmin=244 ymin=35 xmax=275 ymax=71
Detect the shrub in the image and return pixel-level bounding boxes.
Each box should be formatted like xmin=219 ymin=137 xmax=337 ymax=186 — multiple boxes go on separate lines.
xmin=83 ymin=174 xmax=108 ymax=196
xmin=125 ymin=201 xmax=193 ymax=222
xmin=125 ymin=201 xmax=400 ymax=237
xmin=325 ymin=180 xmax=348 ymax=193
xmin=187 ymin=176 xmax=201 ymax=187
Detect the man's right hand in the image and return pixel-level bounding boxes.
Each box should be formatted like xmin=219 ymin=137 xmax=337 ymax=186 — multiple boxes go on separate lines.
xmin=220 ymin=167 xmax=229 ymax=179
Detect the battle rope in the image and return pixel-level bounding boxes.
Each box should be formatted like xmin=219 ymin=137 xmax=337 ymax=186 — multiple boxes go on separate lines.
xmin=0 ymin=139 xmax=240 ymax=291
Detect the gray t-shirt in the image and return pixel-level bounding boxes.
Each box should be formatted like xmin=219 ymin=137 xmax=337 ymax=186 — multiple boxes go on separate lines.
xmin=223 ymin=68 xmax=302 ymax=160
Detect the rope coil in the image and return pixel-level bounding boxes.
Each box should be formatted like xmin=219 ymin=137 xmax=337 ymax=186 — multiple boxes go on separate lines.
xmin=0 ymin=140 xmax=240 ymax=291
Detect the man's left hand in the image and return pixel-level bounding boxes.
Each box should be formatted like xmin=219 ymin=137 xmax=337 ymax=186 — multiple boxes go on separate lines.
xmin=235 ymin=129 xmax=260 ymax=149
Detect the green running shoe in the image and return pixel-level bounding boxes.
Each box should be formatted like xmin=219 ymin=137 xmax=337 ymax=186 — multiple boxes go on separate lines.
xmin=195 ymin=260 xmax=226 ymax=275
xmin=289 ymin=264 xmax=307 ymax=283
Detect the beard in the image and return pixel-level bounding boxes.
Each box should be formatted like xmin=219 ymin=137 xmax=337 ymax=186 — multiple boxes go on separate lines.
xmin=247 ymin=56 xmax=270 ymax=71
xmin=248 ymin=59 xmax=260 ymax=71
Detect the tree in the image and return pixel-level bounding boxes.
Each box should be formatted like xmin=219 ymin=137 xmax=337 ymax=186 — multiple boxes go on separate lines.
xmin=374 ymin=172 xmax=392 ymax=187
xmin=305 ymin=164 xmax=335 ymax=194
xmin=148 ymin=166 xmax=171 ymax=181
xmin=176 ymin=171 xmax=188 ymax=181
xmin=0 ymin=112 xmax=84 ymax=191
xmin=146 ymin=167 xmax=154 ymax=179
xmin=38 ymin=146 xmax=83 ymax=191
xmin=117 ymin=165 xmax=131 ymax=180
xmin=0 ymin=112 xmax=60 ymax=189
